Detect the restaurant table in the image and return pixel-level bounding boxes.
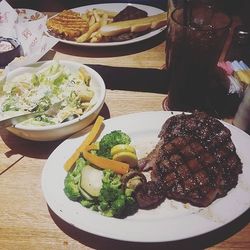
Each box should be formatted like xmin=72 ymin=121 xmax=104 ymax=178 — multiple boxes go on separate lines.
xmin=0 ymin=14 xmax=249 ymax=250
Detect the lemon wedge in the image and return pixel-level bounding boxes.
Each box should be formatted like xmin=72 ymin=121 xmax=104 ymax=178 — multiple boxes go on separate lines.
xmin=111 ymin=144 xmax=136 ymax=156
xmin=112 ymin=151 xmax=138 ymax=168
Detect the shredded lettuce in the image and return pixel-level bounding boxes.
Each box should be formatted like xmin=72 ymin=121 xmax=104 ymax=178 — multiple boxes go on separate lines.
xmin=0 ymin=61 xmax=95 ymax=126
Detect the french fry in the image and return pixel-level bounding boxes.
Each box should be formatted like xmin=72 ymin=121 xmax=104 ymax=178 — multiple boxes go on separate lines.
xmin=86 ymin=9 xmax=93 ymax=17
xmin=93 ymin=9 xmax=100 ymax=22
xmin=90 ymin=32 xmax=103 ymax=43
xmin=88 ymin=14 xmax=96 ymax=26
xmin=93 ymin=8 xmax=105 ymax=16
xmin=100 ymin=13 xmax=108 ymax=26
xmin=89 ymin=30 xmax=99 ymax=39
xmin=75 ymin=8 xmax=118 ymax=43
xmin=93 ymin=8 xmax=118 ymax=18
xmin=76 ymin=22 xmax=101 ymax=43
xmin=81 ymin=13 xmax=88 ymax=21
xmin=90 ymin=36 xmax=99 ymax=43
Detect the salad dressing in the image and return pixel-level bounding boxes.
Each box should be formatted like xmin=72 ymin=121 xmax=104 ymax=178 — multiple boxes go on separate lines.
xmin=0 ymin=61 xmax=95 ymax=126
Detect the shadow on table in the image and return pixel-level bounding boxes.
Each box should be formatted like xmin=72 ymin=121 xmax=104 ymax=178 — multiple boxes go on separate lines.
xmin=53 ymin=31 xmax=165 ymax=58
xmin=88 ymin=64 xmax=169 ymax=94
xmin=48 ymin=205 xmax=249 ymax=250
xmin=0 ymin=103 xmax=110 ymax=159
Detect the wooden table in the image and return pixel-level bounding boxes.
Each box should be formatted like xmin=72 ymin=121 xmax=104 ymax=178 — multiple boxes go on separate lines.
xmin=0 ymin=21 xmax=249 ymax=250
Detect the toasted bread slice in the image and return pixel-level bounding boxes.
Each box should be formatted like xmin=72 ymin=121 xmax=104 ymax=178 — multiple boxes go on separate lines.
xmin=100 ymin=12 xmax=167 ymax=37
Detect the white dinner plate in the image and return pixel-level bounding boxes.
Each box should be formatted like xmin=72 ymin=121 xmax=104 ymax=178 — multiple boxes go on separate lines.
xmin=46 ymin=3 xmax=166 ymax=47
xmin=41 ymin=111 xmax=250 ymax=242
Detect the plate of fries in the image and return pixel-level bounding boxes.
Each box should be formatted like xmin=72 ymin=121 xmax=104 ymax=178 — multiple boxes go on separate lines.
xmin=46 ymin=3 xmax=166 ymax=46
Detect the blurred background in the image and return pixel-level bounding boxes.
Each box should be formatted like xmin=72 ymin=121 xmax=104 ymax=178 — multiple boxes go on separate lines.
xmin=5 ymin=0 xmax=167 ymax=11
xmin=4 ymin=0 xmax=250 ymax=25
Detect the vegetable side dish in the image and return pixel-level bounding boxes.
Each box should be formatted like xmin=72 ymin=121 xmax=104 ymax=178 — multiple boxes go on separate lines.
xmin=64 ymin=117 xmax=144 ymax=218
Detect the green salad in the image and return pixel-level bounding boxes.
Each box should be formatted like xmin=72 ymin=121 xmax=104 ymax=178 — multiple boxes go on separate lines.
xmin=0 ymin=61 xmax=95 ymax=126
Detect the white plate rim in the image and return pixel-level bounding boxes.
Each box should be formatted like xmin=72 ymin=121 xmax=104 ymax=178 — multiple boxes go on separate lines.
xmin=41 ymin=111 xmax=250 ymax=242
xmin=45 ymin=3 xmax=166 ymax=47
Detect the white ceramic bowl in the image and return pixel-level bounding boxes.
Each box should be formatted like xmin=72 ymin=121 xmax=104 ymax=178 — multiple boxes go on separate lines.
xmin=3 ymin=60 xmax=106 ymax=141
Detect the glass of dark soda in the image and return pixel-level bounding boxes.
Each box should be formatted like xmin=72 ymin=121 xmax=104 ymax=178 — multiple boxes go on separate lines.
xmin=164 ymin=2 xmax=232 ymax=114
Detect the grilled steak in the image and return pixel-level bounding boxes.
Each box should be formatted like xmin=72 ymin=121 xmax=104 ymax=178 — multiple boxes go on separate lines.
xmin=136 ymin=111 xmax=242 ymax=208
xmin=113 ymin=6 xmax=148 ymax=22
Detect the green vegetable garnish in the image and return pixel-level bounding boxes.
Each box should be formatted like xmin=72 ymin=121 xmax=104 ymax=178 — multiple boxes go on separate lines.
xmin=97 ymin=130 xmax=131 ymax=159
xmin=98 ymin=170 xmax=137 ymax=218
xmin=63 ymin=130 xmax=138 ymax=218
xmin=64 ymin=158 xmax=86 ymax=201
xmin=63 ymin=160 xmax=138 ymax=218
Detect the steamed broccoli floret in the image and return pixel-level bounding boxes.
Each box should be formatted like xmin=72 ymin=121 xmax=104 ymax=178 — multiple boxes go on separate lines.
xmin=111 ymin=194 xmax=126 ymax=216
xmin=80 ymin=199 xmax=95 ymax=208
xmin=64 ymin=174 xmax=81 ymax=201
xmin=97 ymin=130 xmax=131 ymax=159
xmin=71 ymin=157 xmax=86 ymax=178
xmin=64 ymin=157 xmax=86 ymax=201
xmin=98 ymin=170 xmax=137 ymax=218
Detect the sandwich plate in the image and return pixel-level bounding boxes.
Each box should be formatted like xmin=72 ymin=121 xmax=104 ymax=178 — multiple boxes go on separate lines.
xmin=41 ymin=111 xmax=250 ymax=243
xmin=46 ymin=3 xmax=166 ymax=47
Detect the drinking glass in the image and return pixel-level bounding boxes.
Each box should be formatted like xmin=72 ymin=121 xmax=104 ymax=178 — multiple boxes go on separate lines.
xmin=163 ymin=2 xmax=232 ymax=114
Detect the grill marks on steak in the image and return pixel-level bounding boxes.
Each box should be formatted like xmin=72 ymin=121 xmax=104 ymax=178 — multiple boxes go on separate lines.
xmin=136 ymin=112 xmax=242 ymax=208
xmin=152 ymin=135 xmax=237 ymax=207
